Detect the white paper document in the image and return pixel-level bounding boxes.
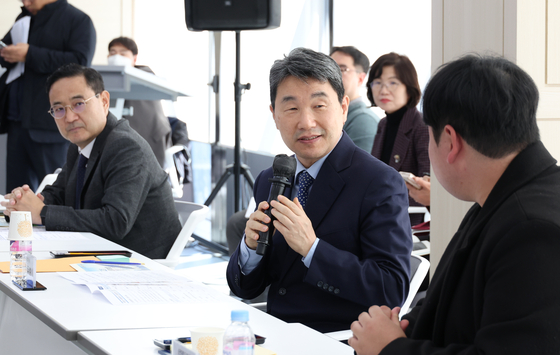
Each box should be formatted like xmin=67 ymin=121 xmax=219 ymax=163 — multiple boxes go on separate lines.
xmin=57 ymin=270 xmax=224 ymax=305
xmin=59 ymin=270 xmax=191 ymax=285
xmin=92 ymin=282 xmax=224 ymax=305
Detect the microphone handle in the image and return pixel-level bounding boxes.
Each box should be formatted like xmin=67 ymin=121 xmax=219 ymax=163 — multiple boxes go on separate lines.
xmin=256 ymin=181 xmax=286 ymax=255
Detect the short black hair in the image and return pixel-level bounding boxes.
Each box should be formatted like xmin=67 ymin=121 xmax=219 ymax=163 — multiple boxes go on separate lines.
xmin=423 ymin=54 xmax=540 ymax=158
xmin=108 ymin=36 xmax=139 ymax=56
xmin=330 ymin=46 xmax=370 ymax=73
xmin=366 ymin=52 xmax=421 ymax=108
xmin=270 ymin=47 xmax=344 ymax=110
xmin=46 ymin=64 xmax=105 ymax=94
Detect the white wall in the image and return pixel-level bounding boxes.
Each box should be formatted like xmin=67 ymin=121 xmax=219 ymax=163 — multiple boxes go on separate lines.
xmin=333 ymin=0 xmax=432 ymax=119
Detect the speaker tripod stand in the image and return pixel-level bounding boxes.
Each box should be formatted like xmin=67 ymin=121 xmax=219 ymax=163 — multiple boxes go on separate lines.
xmin=204 ymin=31 xmax=254 ymax=213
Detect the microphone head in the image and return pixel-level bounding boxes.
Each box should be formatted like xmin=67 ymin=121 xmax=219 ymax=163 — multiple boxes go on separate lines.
xmin=272 ymin=154 xmax=297 ymax=179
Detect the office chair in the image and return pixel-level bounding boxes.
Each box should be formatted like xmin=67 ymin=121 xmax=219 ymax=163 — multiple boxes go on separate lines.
xmin=154 ymin=201 xmax=209 ymax=268
xmin=324 ymin=254 xmax=430 ymax=341
xmin=36 ymin=168 xmax=62 ymax=194
xmin=164 ymin=145 xmax=191 ymax=198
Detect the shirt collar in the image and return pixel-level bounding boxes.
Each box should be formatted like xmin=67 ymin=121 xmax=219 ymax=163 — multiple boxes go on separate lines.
xmin=78 ymin=138 xmax=96 ymax=159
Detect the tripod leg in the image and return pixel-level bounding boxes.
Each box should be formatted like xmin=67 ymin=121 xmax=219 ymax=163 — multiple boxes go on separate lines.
xmin=240 ymin=164 xmax=255 ymax=189
xmin=204 ymin=168 xmax=233 ymax=206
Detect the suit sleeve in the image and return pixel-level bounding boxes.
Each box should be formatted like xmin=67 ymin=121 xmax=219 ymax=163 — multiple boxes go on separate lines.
xmin=42 ymin=137 xmax=154 ymax=240
xmin=0 ymin=31 xmax=14 ymax=69
xmin=381 ymin=221 xmax=560 ymax=354
xmin=302 ymin=174 xmax=412 ymax=309
xmin=25 ymin=14 xmax=96 ymax=74
xmin=41 ymin=163 xmax=69 ymax=206
xmin=226 ymin=171 xmax=272 ymax=299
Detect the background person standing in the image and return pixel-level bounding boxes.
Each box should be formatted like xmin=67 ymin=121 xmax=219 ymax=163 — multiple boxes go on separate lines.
xmin=0 ymin=0 xmax=96 ymax=192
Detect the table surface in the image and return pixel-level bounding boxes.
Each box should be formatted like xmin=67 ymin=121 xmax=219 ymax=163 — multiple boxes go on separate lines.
xmin=0 ymin=230 xmax=353 ymax=354
xmin=77 ymin=323 xmax=353 ymax=355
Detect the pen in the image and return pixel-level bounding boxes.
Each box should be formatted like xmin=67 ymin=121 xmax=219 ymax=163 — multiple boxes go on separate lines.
xmin=81 ymin=260 xmax=142 ymax=265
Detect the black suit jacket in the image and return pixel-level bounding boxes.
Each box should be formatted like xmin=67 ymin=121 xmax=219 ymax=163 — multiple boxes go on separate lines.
xmin=227 ymin=132 xmax=412 ymax=333
xmin=382 ymin=141 xmax=560 ymax=354
xmin=41 ymin=113 xmax=181 ymax=259
xmin=0 ymin=0 xmax=96 ymax=138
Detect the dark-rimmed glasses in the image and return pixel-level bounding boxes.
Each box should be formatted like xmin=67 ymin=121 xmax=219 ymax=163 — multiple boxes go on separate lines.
xmin=48 ymin=94 xmax=99 ymax=119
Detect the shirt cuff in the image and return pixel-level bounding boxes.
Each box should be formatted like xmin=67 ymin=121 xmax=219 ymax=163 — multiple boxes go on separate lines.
xmin=238 ymin=234 xmax=264 ymax=275
xmin=302 ymin=238 xmax=320 ymax=268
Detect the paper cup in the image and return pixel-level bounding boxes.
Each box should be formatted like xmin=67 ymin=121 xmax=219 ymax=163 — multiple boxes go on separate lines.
xmin=8 ymin=211 xmax=33 ymax=241
xmin=190 ymin=327 xmax=224 ymax=355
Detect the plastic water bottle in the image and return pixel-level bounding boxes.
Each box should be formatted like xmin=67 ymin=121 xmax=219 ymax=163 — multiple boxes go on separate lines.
xmin=223 ymin=310 xmax=255 ymax=355
xmin=10 ymin=240 xmax=32 ymax=287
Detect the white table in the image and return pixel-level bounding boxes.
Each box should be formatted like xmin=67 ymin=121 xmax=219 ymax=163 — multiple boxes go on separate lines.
xmin=0 ymin=231 xmax=353 ymax=354
xmin=77 ymin=323 xmax=353 ymax=355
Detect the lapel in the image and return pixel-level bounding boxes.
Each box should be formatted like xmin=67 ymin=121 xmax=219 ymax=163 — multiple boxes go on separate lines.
xmin=426 ymin=141 xmax=556 ymax=340
xmin=76 ymin=113 xmax=119 ymax=206
xmin=390 ymin=107 xmax=419 ymax=171
xmin=278 ymin=133 xmax=353 ymax=276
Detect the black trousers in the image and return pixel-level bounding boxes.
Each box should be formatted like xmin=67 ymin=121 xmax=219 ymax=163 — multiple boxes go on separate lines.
xmin=6 ymin=122 xmax=68 ymax=193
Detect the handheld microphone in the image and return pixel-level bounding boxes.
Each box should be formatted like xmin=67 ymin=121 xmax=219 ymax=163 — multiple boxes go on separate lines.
xmin=256 ymin=154 xmax=297 ymax=256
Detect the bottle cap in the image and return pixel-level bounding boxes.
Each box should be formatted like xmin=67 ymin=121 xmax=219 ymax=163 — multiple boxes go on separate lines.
xmin=231 ymin=310 xmax=249 ymax=322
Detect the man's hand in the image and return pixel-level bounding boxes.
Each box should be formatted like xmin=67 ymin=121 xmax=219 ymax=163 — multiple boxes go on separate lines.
xmin=406 ymin=175 xmax=431 ymax=207
xmin=2 ymin=185 xmax=45 ymax=224
xmin=348 ymin=306 xmax=407 ymax=355
xmin=269 ymin=195 xmax=316 ymax=257
xmin=244 ymin=201 xmax=272 ymax=250
xmin=0 ymin=43 xmax=29 ymax=63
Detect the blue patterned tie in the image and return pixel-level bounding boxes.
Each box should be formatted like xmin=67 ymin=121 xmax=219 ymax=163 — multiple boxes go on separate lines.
xmin=75 ymin=154 xmax=88 ymax=209
xmin=297 ymin=170 xmax=314 ymax=209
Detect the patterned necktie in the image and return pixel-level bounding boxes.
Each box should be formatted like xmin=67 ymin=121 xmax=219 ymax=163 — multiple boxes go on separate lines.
xmin=297 ymin=170 xmax=314 ymax=209
xmin=75 ymin=154 xmax=88 ymax=209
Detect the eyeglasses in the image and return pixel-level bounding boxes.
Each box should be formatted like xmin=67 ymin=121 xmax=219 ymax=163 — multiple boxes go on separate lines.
xmin=370 ymin=79 xmax=401 ymax=92
xmin=339 ymin=65 xmax=361 ymax=74
xmin=48 ymin=94 xmax=99 ymax=119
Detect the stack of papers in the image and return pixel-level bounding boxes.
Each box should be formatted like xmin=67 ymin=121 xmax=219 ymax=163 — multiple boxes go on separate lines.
xmin=58 ymin=270 xmax=224 ymax=305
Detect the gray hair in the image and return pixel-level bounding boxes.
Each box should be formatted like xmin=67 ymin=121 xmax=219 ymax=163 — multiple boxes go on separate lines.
xmin=269 ymin=47 xmax=344 ymax=109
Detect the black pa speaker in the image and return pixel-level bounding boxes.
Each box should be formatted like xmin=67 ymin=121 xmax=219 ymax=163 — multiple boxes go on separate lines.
xmin=184 ymin=0 xmax=281 ymax=31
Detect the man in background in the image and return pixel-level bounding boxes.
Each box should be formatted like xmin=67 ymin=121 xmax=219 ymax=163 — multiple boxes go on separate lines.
xmin=330 ymin=46 xmax=379 ymax=152
xmin=0 ymin=0 xmax=96 ymax=192
xmin=107 ymin=36 xmax=172 ymax=168
xmin=349 ymin=55 xmax=560 ymax=354
xmin=2 ymin=64 xmax=181 ymax=259
xmin=227 ymin=48 xmax=412 ymax=333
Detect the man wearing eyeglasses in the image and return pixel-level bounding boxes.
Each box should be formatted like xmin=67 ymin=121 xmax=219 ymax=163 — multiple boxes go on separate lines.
xmin=330 ymin=46 xmax=380 ymax=153
xmin=0 ymin=0 xmax=96 ymax=193
xmin=1 ymin=64 xmax=181 ymax=259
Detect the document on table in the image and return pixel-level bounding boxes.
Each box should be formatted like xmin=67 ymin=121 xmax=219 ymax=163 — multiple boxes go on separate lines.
xmin=59 ymin=270 xmax=190 ymax=284
xmin=92 ymin=282 xmax=224 ymax=305
xmin=0 ymin=228 xmax=88 ymax=240
xmin=58 ymin=270 xmax=224 ymax=305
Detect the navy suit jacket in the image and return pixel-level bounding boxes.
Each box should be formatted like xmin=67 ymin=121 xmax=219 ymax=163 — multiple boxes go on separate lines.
xmin=227 ymin=132 xmax=412 ymax=333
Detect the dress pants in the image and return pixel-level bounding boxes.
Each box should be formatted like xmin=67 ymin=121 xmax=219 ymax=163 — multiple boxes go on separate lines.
xmin=6 ymin=121 xmax=68 ymax=193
